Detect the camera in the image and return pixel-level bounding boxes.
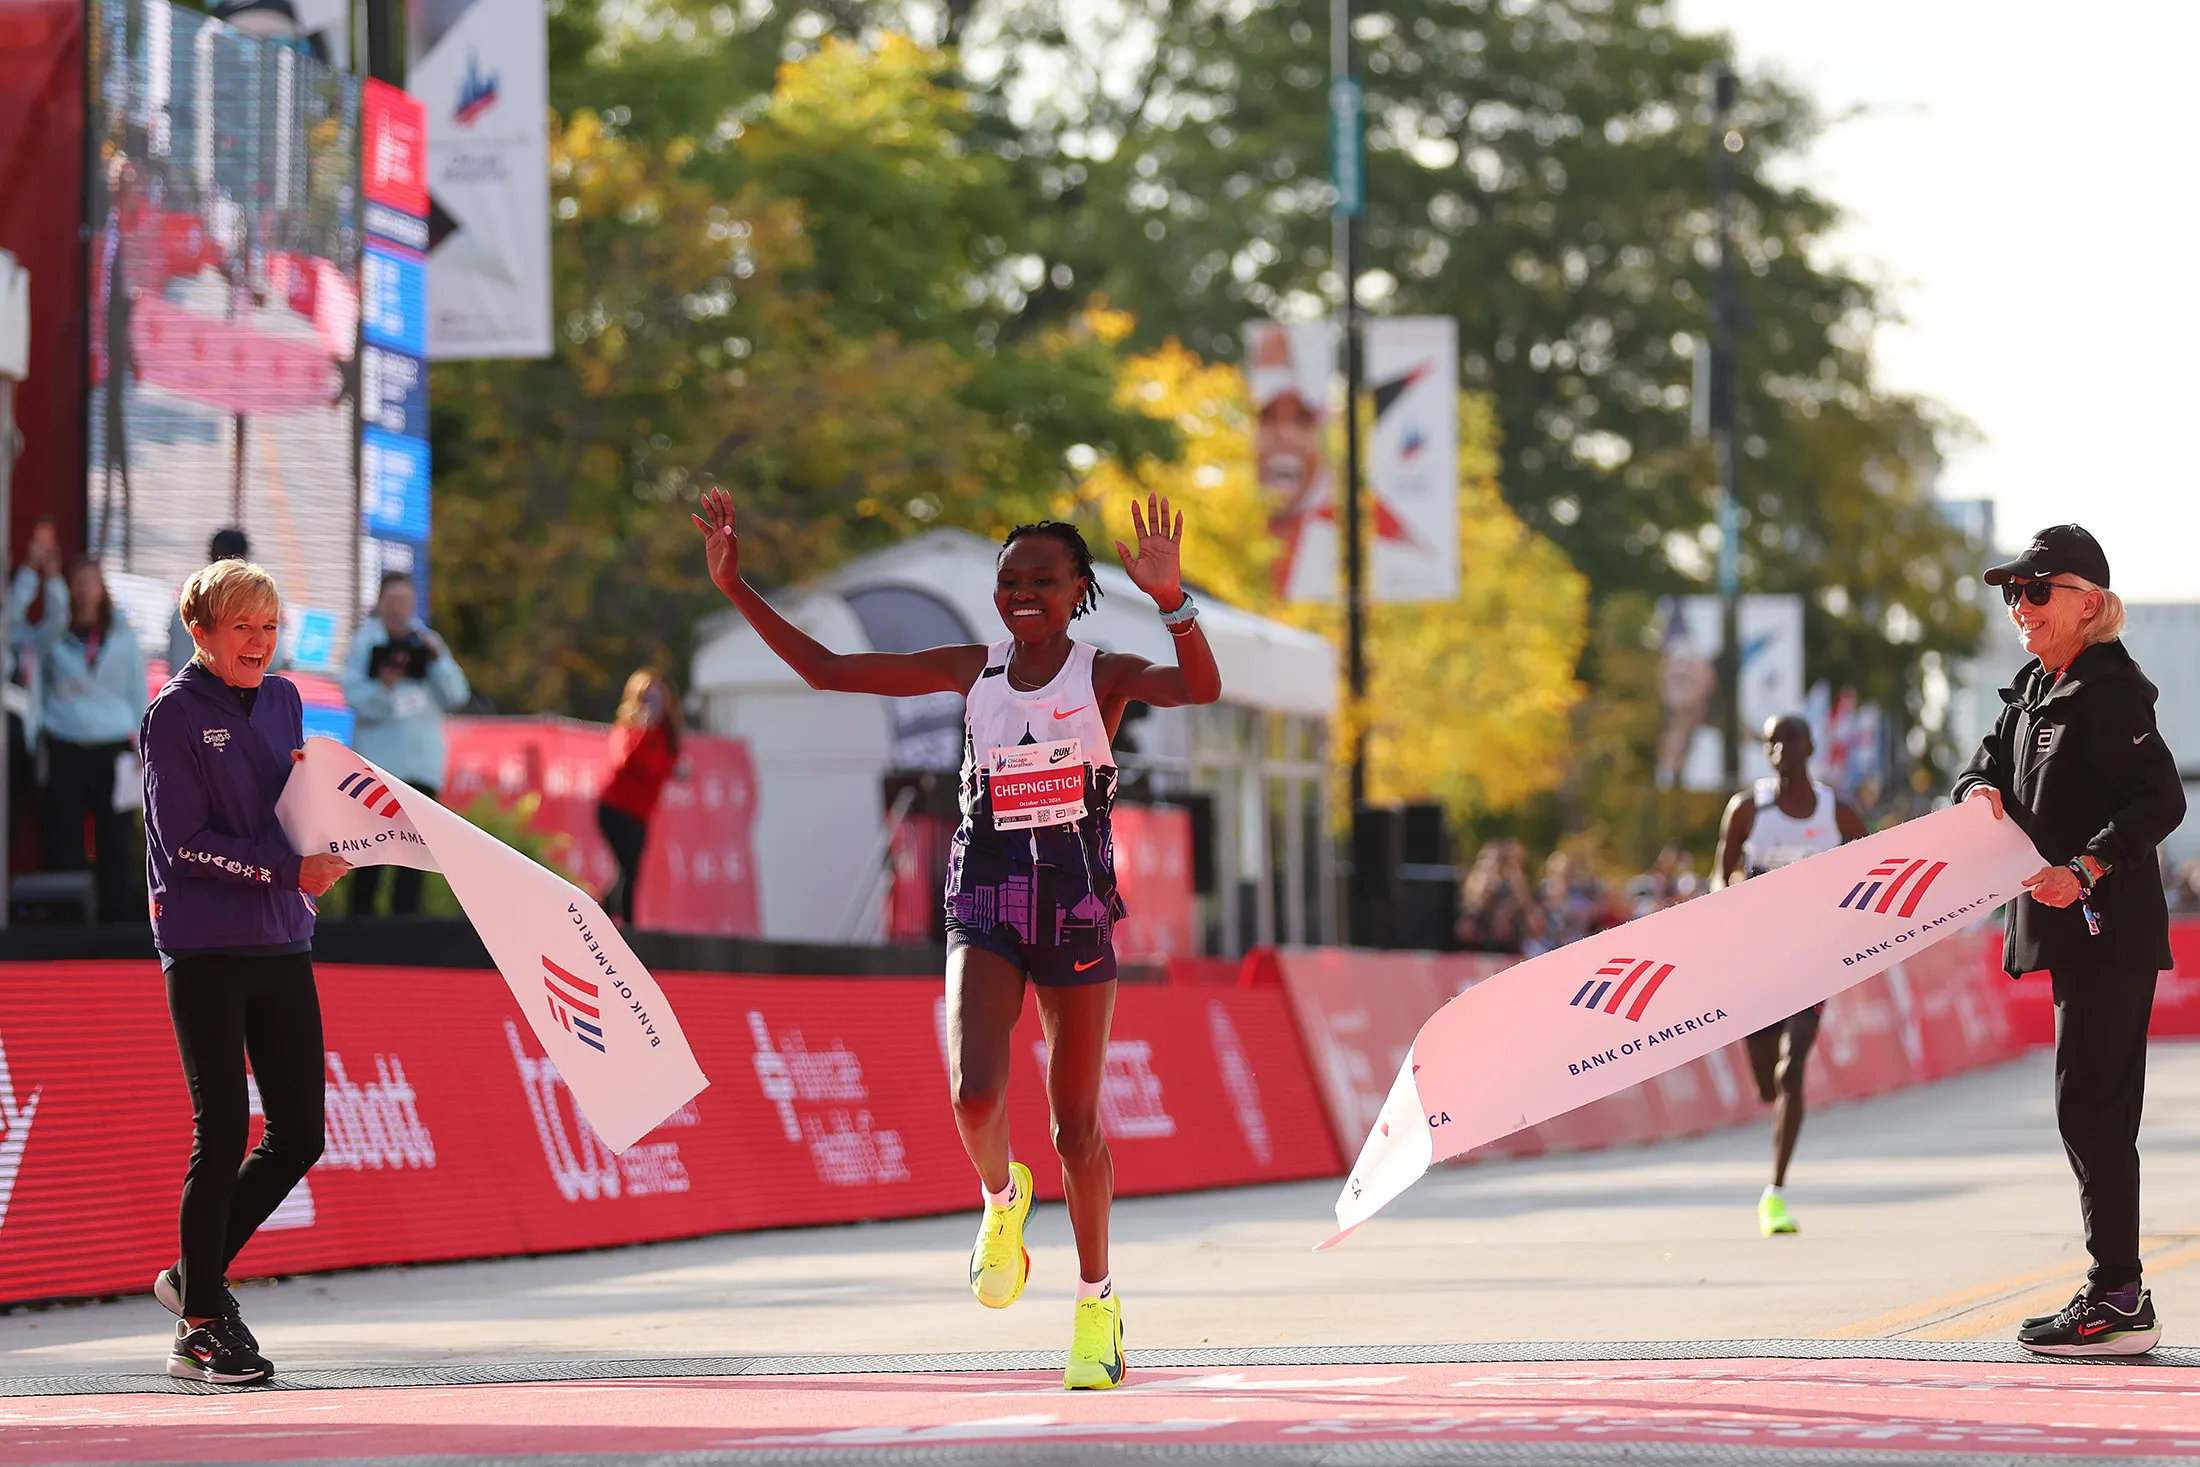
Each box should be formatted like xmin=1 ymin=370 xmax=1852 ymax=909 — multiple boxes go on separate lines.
xmin=367 ymin=631 xmax=437 ymax=681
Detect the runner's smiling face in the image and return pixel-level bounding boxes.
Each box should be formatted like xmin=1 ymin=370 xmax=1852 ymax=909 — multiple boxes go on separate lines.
xmin=995 ymin=537 xmax=1085 ymax=644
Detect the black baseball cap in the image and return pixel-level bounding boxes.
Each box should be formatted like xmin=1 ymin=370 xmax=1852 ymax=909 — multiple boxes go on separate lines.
xmin=1983 ymin=524 xmax=2110 ymax=589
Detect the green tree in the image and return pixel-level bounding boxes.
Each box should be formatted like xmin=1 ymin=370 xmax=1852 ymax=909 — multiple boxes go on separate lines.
xmin=851 ymin=0 xmax=1984 ymax=770
xmin=430 ymin=34 xmax=1170 ymax=717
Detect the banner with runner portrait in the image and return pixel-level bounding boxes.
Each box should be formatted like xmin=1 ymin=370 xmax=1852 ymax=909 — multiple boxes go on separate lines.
xmin=1245 ymin=319 xmax=1339 ymax=604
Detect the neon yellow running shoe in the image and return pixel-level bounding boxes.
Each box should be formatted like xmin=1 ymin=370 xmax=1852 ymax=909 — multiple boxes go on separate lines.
xmin=1064 ymin=1289 xmax=1125 ymax=1390
xmin=968 ymin=1161 xmax=1033 ymax=1309
xmin=1759 ymin=1188 xmax=1799 ymax=1236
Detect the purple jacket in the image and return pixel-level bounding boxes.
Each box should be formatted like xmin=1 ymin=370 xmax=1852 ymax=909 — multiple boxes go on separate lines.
xmin=142 ymin=663 xmax=315 ymax=952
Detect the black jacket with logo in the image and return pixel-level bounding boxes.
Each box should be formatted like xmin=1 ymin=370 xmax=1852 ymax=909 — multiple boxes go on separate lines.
xmin=1953 ymin=638 xmax=2185 ymax=976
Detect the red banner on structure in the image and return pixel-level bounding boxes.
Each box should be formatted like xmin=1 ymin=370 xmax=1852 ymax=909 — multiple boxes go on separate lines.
xmin=361 ymin=79 xmax=430 ymax=217
xmin=1112 ymin=805 xmax=1197 ymax=963
xmin=443 ymin=718 xmax=763 ymax=938
xmin=0 ymin=967 xmax=1338 ymax=1307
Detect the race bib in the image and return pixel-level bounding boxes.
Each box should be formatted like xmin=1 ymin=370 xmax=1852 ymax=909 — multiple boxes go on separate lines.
xmin=988 ymin=739 xmax=1088 ymax=830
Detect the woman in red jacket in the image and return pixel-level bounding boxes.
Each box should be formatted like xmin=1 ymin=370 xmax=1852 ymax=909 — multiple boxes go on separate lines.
xmin=596 ymin=669 xmax=683 ymax=926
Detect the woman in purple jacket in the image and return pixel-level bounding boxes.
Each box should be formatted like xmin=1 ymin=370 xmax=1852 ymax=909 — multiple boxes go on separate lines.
xmin=141 ymin=560 xmax=348 ymax=1384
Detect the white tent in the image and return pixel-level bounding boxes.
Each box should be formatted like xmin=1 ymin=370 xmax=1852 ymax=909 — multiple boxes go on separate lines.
xmin=692 ymin=530 xmax=1338 ymax=948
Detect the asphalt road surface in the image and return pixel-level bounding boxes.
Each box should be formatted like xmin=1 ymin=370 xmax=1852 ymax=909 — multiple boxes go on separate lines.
xmin=4 ymin=1043 xmax=2198 ymax=1465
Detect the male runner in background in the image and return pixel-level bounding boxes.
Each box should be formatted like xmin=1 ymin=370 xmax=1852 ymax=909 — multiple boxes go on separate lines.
xmin=1715 ymin=714 xmax=1867 ymax=1236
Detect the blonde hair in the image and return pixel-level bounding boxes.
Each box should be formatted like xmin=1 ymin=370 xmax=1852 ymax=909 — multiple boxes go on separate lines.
xmin=179 ymin=560 xmax=281 ymax=660
xmin=2069 ymin=576 xmax=2127 ymax=644
xmin=615 ymin=668 xmax=684 ymax=749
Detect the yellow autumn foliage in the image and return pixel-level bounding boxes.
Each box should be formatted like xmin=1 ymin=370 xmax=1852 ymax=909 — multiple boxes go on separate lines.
xmin=1080 ymin=339 xmax=1279 ymax=612
xmin=1089 ymin=345 xmax=1589 ymax=821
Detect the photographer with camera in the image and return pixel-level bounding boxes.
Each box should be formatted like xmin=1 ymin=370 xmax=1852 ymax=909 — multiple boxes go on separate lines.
xmin=339 ymin=571 xmax=470 ymax=916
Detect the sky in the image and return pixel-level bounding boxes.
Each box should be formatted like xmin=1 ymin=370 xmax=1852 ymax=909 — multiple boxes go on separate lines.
xmin=1674 ymin=0 xmax=2199 ymax=602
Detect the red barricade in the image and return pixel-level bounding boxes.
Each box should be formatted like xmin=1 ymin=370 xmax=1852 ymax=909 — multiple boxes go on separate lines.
xmin=2001 ymin=916 xmax=2200 ymax=1046
xmin=1276 ymin=927 xmax=2025 ymax=1166
xmin=0 ymin=965 xmax=1338 ymax=1307
xmin=443 ymin=718 xmax=763 ymax=938
xmin=1112 ymin=805 xmax=1196 ymax=963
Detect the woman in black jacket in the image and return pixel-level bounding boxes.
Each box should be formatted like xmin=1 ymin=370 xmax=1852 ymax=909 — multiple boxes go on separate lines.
xmin=1954 ymin=524 xmax=2185 ymax=1357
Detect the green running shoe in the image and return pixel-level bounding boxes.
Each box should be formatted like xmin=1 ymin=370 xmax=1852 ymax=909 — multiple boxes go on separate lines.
xmin=969 ymin=1161 xmax=1034 ymax=1309
xmin=1759 ymin=1188 xmax=1799 ymax=1236
xmin=1064 ymin=1289 xmax=1125 ymax=1390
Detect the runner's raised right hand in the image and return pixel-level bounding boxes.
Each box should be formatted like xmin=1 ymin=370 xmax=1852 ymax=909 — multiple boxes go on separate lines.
xmin=690 ymin=486 xmax=742 ymax=599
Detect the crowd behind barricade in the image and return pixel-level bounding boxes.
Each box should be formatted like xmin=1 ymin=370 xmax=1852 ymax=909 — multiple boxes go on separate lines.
xmin=1454 ymin=840 xmax=1708 ymax=956
xmin=0 ymin=525 xmax=707 ymax=930
xmin=3 ymin=528 xmax=470 ymax=923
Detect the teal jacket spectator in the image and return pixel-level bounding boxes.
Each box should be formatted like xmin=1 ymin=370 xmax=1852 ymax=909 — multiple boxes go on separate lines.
xmin=339 ymin=574 xmax=469 ymax=789
xmin=11 ymin=564 xmax=148 ymax=746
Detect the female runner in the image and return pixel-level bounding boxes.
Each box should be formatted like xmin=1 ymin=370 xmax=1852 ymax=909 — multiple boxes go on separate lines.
xmin=692 ymin=487 xmax=1221 ymax=1389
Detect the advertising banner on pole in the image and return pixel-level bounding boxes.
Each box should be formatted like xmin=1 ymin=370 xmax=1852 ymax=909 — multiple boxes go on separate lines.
xmin=1364 ymin=316 xmax=1459 ymax=602
xmin=1323 ymin=798 xmax=2042 ymax=1246
xmin=361 ymin=78 xmax=434 ymax=606
xmin=1737 ymin=593 xmax=1805 ymax=782
xmin=1655 ymin=594 xmax=1724 ymax=791
xmin=407 ymin=0 xmax=552 ymax=359
xmin=279 ymin=737 xmax=707 ymax=1151
xmin=1245 ymin=319 xmax=1339 ymax=604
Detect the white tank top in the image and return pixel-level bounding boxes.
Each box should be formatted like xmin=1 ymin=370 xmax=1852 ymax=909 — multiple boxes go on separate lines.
xmin=1742 ymin=778 xmax=1839 ymax=873
xmin=964 ymin=639 xmax=1115 ymax=773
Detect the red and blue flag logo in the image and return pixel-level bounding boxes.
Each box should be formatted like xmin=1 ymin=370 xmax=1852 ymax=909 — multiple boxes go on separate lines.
xmin=1569 ymin=957 xmax=1674 ymax=1023
xmin=1840 ymin=857 xmax=1947 ymax=918
xmin=544 ymin=956 xmax=606 ymax=1053
xmin=338 ymin=770 xmax=403 ymax=819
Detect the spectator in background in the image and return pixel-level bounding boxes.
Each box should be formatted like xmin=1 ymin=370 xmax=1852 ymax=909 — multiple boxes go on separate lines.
xmin=1457 ymin=839 xmax=1535 ymax=954
xmin=596 ymin=669 xmax=685 ymax=927
xmin=167 ymin=529 xmax=282 ymax=677
xmin=7 ymin=519 xmax=59 ymax=858
xmin=340 ymin=571 xmax=468 ymax=916
xmin=14 ymin=553 xmax=149 ymax=921
xmin=2167 ymin=857 xmax=2200 ymax=915
xmin=1542 ymin=851 xmax=1618 ymax=947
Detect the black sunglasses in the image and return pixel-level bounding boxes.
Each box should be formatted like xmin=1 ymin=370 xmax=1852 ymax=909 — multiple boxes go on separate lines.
xmin=2002 ymin=580 xmax=2079 ymax=608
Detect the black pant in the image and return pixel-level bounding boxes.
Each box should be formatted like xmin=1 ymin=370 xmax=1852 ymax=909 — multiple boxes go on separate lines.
xmin=41 ymin=736 xmax=140 ymax=923
xmin=597 ymin=802 xmax=647 ymax=925
xmin=2052 ymin=966 xmax=2158 ymax=1290
xmin=349 ymin=784 xmax=436 ymax=916
xmin=166 ymin=952 xmax=325 ymax=1317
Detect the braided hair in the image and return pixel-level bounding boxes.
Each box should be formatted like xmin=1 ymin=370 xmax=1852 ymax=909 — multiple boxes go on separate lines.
xmin=1001 ymin=521 xmax=1103 ymax=619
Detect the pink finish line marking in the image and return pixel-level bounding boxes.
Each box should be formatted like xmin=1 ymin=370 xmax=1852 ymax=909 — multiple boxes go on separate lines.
xmin=5 ymin=1359 xmax=2200 ymax=1462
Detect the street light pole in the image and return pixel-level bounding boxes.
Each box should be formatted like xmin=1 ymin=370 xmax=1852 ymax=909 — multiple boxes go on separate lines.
xmin=1331 ymin=0 xmax=1367 ymax=809
xmin=365 ymin=0 xmax=401 ymax=84
xmin=1710 ymin=65 xmax=1743 ymax=784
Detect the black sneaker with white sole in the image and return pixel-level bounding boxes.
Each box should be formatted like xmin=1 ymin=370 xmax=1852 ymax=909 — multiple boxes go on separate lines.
xmin=153 ymin=1267 xmax=257 ymax=1352
xmin=168 ymin=1317 xmax=273 ymax=1384
xmin=2021 ymin=1288 xmax=2089 ymax=1332
xmin=2017 ymin=1288 xmax=2160 ymax=1356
